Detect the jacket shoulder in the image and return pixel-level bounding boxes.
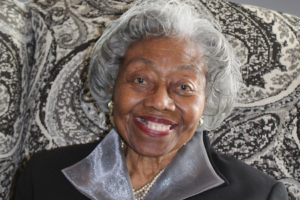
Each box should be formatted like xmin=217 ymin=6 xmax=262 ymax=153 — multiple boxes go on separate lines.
xmin=14 ymin=141 xmax=99 ymax=200
xmin=190 ymin=132 xmax=288 ymax=200
xmin=32 ymin=141 xmax=99 ymax=167
xmin=202 ymin=146 xmax=287 ymax=200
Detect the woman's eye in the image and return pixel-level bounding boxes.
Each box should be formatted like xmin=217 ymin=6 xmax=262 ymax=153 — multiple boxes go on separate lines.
xmin=134 ymin=77 xmax=147 ymax=84
xmin=178 ymin=84 xmax=191 ymax=91
xmin=175 ymin=84 xmax=194 ymax=95
xmin=180 ymin=85 xmax=189 ymax=91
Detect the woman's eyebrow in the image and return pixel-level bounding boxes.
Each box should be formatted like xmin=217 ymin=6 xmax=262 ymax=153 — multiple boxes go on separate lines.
xmin=127 ymin=58 xmax=157 ymax=67
xmin=175 ymin=65 xmax=202 ymax=77
xmin=126 ymin=58 xmax=202 ymax=77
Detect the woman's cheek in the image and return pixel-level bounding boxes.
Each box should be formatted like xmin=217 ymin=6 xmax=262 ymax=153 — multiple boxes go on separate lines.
xmin=114 ymin=83 xmax=144 ymax=117
xmin=180 ymin=98 xmax=204 ymax=125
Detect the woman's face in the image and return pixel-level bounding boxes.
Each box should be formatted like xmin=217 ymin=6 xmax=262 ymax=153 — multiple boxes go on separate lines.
xmin=113 ymin=37 xmax=206 ymax=157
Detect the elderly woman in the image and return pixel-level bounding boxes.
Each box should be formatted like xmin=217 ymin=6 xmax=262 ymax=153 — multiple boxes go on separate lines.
xmin=14 ymin=1 xmax=288 ymax=200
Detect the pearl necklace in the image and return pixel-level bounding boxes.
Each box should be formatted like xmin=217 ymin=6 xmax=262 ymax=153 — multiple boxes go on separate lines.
xmin=121 ymin=140 xmax=165 ymax=200
xmin=133 ymin=169 xmax=165 ymax=200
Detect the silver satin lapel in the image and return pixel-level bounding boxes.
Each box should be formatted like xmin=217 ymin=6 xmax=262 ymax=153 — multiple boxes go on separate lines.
xmin=62 ymin=130 xmax=224 ymax=200
xmin=62 ymin=129 xmax=135 ymax=200
xmin=144 ymin=131 xmax=225 ymax=200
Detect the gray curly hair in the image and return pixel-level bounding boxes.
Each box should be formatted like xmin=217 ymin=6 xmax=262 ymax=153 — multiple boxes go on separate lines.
xmin=89 ymin=0 xmax=241 ymax=131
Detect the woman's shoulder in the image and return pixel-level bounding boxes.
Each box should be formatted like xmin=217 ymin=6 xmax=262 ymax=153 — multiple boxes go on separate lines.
xmin=205 ymin=146 xmax=288 ymax=200
xmin=200 ymin=132 xmax=287 ymax=199
xmin=14 ymin=141 xmax=100 ymax=200
xmin=29 ymin=140 xmax=100 ymax=169
xmin=210 ymin=148 xmax=276 ymax=184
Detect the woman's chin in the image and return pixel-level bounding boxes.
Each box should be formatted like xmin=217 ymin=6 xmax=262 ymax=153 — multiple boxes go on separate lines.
xmin=129 ymin=140 xmax=178 ymax=158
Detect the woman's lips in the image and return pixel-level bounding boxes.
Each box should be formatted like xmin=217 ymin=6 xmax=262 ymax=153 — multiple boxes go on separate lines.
xmin=133 ymin=116 xmax=177 ymax=137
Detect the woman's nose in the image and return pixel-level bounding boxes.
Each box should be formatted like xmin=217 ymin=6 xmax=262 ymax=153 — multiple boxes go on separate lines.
xmin=144 ymin=86 xmax=176 ymax=111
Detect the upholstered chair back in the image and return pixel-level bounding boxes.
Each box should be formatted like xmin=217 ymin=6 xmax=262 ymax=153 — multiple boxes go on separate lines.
xmin=0 ymin=0 xmax=299 ymax=199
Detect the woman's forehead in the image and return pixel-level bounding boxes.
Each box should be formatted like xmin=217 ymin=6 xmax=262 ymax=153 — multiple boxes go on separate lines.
xmin=122 ymin=37 xmax=206 ymax=73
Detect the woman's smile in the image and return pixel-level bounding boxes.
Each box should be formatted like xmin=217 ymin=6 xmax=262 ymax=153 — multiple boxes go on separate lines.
xmin=134 ymin=116 xmax=178 ymax=137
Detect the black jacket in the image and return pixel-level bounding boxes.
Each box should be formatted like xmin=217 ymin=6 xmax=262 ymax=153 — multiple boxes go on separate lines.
xmin=14 ymin=134 xmax=288 ymax=200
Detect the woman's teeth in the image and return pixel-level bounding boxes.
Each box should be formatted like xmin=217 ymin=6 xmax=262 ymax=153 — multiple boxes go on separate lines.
xmin=136 ymin=117 xmax=171 ymax=131
xmin=148 ymin=121 xmax=171 ymax=131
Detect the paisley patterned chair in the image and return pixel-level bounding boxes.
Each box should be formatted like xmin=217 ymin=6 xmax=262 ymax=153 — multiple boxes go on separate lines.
xmin=0 ymin=0 xmax=299 ymax=199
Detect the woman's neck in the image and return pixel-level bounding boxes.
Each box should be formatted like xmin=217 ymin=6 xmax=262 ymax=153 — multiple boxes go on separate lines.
xmin=124 ymin=145 xmax=179 ymax=190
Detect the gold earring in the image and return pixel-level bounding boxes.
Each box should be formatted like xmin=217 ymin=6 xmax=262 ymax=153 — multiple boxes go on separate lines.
xmin=198 ymin=116 xmax=204 ymax=127
xmin=108 ymin=101 xmax=115 ymax=127
xmin=108 ymin=101 xmax=114 ymax=114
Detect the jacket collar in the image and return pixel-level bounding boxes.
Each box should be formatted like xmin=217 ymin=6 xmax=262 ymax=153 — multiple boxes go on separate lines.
xmin=62 ymin=129 xmax=225 ymax=200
